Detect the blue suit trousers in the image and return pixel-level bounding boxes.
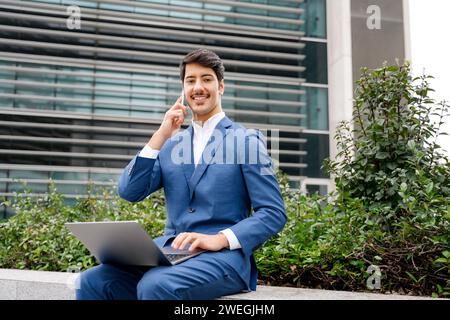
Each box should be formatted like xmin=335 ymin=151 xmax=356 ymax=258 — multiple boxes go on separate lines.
xmin=76 ymin=251 xmax=247 ymax=300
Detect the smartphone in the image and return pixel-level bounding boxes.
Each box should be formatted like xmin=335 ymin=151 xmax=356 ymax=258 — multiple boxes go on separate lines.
xmin=181 ymin=89 xmax=191 ymax=118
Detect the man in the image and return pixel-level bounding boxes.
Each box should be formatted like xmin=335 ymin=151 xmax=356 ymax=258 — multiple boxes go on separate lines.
xmin=76 ymin=48 xmax=287 ymax=300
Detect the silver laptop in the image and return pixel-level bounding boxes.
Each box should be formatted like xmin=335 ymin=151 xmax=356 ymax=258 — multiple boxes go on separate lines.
xmin=65 ymin=221 xmax=205 ymax=266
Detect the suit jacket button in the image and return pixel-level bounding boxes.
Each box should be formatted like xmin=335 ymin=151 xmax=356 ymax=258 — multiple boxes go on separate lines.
xmin=188 ymin=207 xmax=195 ymax=213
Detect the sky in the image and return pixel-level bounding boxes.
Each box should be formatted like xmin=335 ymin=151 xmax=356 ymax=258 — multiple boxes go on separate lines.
xmin=408 ymin=0 xmax=450 ymax=155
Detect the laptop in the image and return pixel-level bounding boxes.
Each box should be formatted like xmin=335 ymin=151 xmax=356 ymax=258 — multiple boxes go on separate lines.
xmin=65 ymin=221 xmax=205 ymax=266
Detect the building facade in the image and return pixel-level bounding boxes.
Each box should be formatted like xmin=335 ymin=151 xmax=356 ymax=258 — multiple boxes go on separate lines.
xmin=0 ymin=0 xmax=330 ymax=218
xmin=0 ymin=0 xmax=409 ymax=219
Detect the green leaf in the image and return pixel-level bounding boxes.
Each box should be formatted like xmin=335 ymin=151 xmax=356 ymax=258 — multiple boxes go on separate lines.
xmin=400 ymin=182 xmax=408 ymax=193
xmin=434 ymin=258 xmax=448 ymax=264
xmin=375 ymin=152 xmax=389 ymax=160
xmin=426 ymin=182 xmax=434 ymax=194
xmin=386 ymin=162 xmax=396 ymax=170
xmin=405 ymin=271 xmax=418 ymax=283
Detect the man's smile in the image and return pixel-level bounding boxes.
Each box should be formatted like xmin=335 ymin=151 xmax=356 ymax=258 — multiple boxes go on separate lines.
xmin=191 ymin=94 xmax=209 ymax=102
xmin=191 ymin=94 xmax=210 ymax=105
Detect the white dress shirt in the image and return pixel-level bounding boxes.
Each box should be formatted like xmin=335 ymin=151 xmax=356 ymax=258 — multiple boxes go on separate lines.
xmin=138 ymin=112 xmax=242 ymax=250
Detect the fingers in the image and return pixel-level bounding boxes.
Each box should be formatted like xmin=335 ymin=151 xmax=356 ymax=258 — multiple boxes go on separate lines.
xmin=166 ymin=109 xmax=185 ymax=126
xmin=179 ymin=104 xmax=188 ymax=116
xmin=179 ymin=234 xmax=194 ymax=251
xmin=170 ymin=233 xmax=226 ymax=252
xmin=167 ymin=106 xmax=187 ymax=126
xmin=171 ymin=232 xmax=186 ymax=249
xmin=172 ymin=232 xmax=203 ymax=251
xmin=189 ymin=239 xmax=201 ymax=252
xmin=170 ymin=97 xmax=188 ymax=116
xmin=157 ymin=97 xmax=189 ymax=138
xmin=172 ymin=232 xmax=193 ymax=250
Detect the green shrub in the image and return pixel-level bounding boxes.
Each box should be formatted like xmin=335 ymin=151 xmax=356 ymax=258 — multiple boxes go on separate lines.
xmin=255 ymin=63 xmax=450 ymax=297
xmin=0 ymin=184 xmax=166 ymax=272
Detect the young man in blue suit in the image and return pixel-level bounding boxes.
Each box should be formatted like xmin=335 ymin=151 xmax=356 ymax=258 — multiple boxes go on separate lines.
xmin=76 ymin=48 xmax=287 ymax=300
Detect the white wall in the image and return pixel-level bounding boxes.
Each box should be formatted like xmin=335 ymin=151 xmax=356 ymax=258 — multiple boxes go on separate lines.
xmin=407 ymin=0 xmax=450 ymax=155
xmin=326 ymin=0 xmax=354 ymax=158
xmin=326 ymin=0 xmax=354 ymax=190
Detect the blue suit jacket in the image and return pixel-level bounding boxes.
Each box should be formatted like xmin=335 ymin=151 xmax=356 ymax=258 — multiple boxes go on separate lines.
xmin=118 ymin=116 xmax=287 ymax=290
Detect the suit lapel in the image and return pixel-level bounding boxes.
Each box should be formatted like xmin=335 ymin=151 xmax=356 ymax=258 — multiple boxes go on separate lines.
xmin=181 ymin=125 xmax=195 ymax=192
xmin=188 ymin=116 xmax=233 ymax=200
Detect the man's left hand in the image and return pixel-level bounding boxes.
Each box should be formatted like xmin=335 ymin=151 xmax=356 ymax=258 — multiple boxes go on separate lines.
xmin=171 ymin=232 xmax=229 ymax=252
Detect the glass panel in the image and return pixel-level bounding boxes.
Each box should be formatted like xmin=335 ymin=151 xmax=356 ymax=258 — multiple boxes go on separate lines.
xmin=54 ymin=183 xmax=87 ymax=195
xmin=0 ymin=62 xmax=16 ymax=99
xmin=288 ymin=180 xmax=300 ymax=189
xmin=9 ymin=170 xmax=48 ymax=180
xmin=0 ymin=170 xmax=6 ymax=194
xmin=51 ymin=172 xmax=88 ymax=181
xmin=300 ymin=133 xmax=329 ymax=178
xmin=302 ymin=87 xmax=328 ymax=130
xmin=305 ymin=184 xmax=328 ymax=196
xmin=300 ymin=0 xmax=327 ymax=38
xmin=8 ymin=182 xmax=48 ymax=193
xmin=0 ymin=97 xmax=13 ymax=108
xmin=303 ymin=41 xmax=328 ymax=84
xmin=30 ymin=0 xmax=304 ymax=32
xmin=90 ymin=173 xmax=120 ymax=182
xmin=43 ymin=0 xmax=99 ymax=8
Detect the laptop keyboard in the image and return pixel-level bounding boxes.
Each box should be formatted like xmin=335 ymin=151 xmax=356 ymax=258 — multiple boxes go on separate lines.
xmin=165 ymin=253 xmax=192 ymax=262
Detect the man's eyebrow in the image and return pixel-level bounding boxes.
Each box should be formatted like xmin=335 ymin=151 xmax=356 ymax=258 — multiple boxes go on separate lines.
xmin=185 ymin=74 xmax=214 ymax=79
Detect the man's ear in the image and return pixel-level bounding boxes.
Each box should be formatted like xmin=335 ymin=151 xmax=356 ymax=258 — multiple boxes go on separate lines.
xmin=219 ymin=79 xmax=225 ymax=95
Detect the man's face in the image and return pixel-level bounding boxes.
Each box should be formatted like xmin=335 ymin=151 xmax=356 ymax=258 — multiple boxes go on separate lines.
xmin=183 ymin=63 xmax=224 ymax=122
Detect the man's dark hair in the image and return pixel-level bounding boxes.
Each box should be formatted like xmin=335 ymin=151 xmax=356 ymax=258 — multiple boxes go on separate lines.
xmin=180 ymin=48 xmax=225 ymax=83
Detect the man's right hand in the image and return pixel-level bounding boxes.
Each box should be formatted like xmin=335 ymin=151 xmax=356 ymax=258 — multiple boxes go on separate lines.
xmin=147 ymin=97 xmax=188 ymax=150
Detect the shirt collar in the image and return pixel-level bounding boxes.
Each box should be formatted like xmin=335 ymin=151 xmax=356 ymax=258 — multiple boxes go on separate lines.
xmin=192 ymin=111 xmax=225 ymax=135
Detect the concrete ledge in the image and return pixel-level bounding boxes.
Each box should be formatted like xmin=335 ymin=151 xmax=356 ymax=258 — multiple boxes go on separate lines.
xmin=0 ymin=268 xmax=437 ymax=300
xmin=0 ymin=268 xmax=76 ymax=300
xmin=223 ymin=286 xmax=434 ymax=300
